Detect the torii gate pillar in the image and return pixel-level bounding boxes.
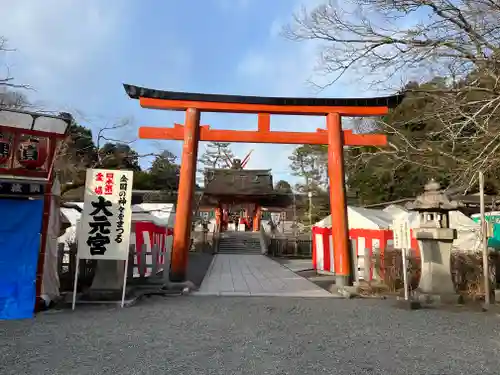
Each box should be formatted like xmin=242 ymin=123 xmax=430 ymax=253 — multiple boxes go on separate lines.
xmin=327 ymin=113 xmax=350 ymax=284
xmin=170 ymin=108 xmax=200 ymax=282
xmin=124 ymin=83 xmax=404 ymax=285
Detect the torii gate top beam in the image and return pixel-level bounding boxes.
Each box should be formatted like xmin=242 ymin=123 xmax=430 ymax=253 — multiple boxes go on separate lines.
xmin=123 ymin=84 xmax=404 ymax=116
xmin=124 ymin=84 xmax=404 ymax=146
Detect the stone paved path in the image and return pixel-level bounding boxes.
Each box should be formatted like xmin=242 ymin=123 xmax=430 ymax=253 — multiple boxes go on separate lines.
xmin=194 ymin=254 xmax=333 ymax=297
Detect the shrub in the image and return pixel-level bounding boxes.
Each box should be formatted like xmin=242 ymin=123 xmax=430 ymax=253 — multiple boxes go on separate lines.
xmin=372 ymin=248 xmax=499 ymax=299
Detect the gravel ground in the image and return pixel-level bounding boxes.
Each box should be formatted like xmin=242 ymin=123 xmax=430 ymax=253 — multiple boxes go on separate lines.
xmin=186 ymin=252 xmax=214 ymax=287
xmin=1 ymin=296 xmax=500 ymax=375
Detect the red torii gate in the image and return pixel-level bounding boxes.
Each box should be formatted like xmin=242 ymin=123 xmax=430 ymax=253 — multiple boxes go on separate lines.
xmin=124 ymin=84 xmax=404 ymax=286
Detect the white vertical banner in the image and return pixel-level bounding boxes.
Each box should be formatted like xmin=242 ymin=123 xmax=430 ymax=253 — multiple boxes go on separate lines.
xmin=77 ymin=169 xmax=134 ymax=260
xmin=392 ymin=214 xmax=411 ymax=300
xmin=328 ymin=234 xmax=334 ymax=274
xmin=315 ymin=233 xmax=324 ymax=271
xmin=357 ymin=237 xmax=366 ymax=279
xmin=392 ymin=215 xmax=411 ymax=250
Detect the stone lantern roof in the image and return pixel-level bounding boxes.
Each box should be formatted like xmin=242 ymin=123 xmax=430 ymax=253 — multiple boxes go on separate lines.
xmin=406 ymin=179 xmax=461 ymax=212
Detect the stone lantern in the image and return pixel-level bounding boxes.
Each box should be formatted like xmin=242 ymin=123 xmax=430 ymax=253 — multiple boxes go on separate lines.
xmin=406 ymin=179 xmax=460 ymax=295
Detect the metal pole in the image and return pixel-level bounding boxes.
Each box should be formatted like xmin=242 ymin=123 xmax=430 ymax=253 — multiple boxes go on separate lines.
xmin=308 ymin=191 xmax=313 ymax=229
xmin=281 ymin=210 xmax=285 ymax=234
xmin=308 ymin=191 xmax=313 ymax=255
xmin=121 ymin=254 xmax=129 ymax=308
xmin=71 ymin=256 xmax=80 ymax=311
xmin=293 ymin=191 xmax=298 ymax=255
xmin=293 ymin=191 xmax=297 ymax=234
xmin=402 ymin=248 xmax=409 ymax=301
xmin=479 ymin=171 xmax=491 ymax=308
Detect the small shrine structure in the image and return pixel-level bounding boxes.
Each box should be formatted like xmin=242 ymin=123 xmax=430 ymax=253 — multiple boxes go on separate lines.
xmin=200 ymin=149 xmax=291 ymax=232
xmin=0 ymin=107 xmax=72 ymax=319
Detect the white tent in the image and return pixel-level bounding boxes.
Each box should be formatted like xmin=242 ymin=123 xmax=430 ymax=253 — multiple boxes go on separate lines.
xmin=383 ymin=204 xmax=411 ymax=219
xmin=383 ymin=204 xmax=420 ymax=229
xmin=133 ymin=203 xmax=175 ymax=227
xmin=315 ymin=206 xmax=393 ymax=229
xmin=61 ymin=203 xmax=174 ymax=227
xmin=59 ymin=203 xmax=175 ymax=246
xmin=60 ymin=202 xmax=83 ymax=226
xmin=382 ymin=204 xmax=481 ymax=252
xmin=59 ymin=202 xmax=84 ymax=247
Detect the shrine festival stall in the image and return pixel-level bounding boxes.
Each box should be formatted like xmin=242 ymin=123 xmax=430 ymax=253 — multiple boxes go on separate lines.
xmin=312 ymin=203 xmax=482 ymax=280
xmin=384 ymin=204 xmax=481 ymax=252
xmin=471 ymin=211 xmax=500 ymax=250
xmin=0 ymin=108 xmax=72 ymax=320
xmin=59 ymin=203 xmax=175 ymax=278
xmin=312 ymin=206 xmax=393 ymax=276
xmin=130 ymin=204 xmax=174 ymax=277
xmin=40 ymin=177 xmax=72 ymax=308
xmin=59 ymin=202 xmax=84 ymax=249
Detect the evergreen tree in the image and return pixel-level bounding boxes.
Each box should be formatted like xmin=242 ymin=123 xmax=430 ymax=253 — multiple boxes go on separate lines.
xmin=149 ymin=150 xmax=180 ymax=190
xmin=98 ymin=143 xmax=141 ymax=171
xmin=275 ymin=180 xmax=293 ymax=194
xmin=199 ymin=142 xmax=234 ymax=169
xmin=288 ymin=145 xmax=327 ymax=192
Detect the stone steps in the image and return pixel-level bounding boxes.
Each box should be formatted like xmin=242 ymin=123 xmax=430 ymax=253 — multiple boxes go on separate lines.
xmin=217 ymin=232 xmax=262 ymax=254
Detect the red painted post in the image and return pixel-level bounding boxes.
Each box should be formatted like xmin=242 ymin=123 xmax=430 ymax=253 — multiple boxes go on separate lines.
xmin=169 ymin=108 xmax=200 ymax=282
xmin=253 ymin=205 xmax=262 ymax=232
xmin=327 ymin=113 xmax=352 ymax=286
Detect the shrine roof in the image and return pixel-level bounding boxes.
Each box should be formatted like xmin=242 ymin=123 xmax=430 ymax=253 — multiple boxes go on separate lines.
xmin=123 ymin=84 xmax=404 ymax=109
xmin=206 ymin=168 xmax=272 ymax=174
xmin=203 ymin=168 xmax=274 ymax=196
xmin=200 ymin=193 xmax=292 ymax=208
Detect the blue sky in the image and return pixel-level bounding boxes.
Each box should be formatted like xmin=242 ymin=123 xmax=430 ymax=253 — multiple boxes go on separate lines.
xmin=0 ymin=0 xmax=397 ymax=185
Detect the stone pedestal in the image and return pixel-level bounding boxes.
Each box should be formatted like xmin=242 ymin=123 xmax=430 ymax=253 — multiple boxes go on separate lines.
xmin=416 ymin=227 xmax=456 ymax=295
xmin=85 ymin=260 xmax=128 ymax=300
xmin=91 ymin=260 xmax=125 ymax=289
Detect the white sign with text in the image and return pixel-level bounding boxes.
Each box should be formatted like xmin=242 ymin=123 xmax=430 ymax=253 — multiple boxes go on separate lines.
xmin=392 ymin=215 xmax=411 ymax=250
xmin=77 ymin=168 xmax=134 ymax=260
xmin=393 ymin=214 xmax=412 ymax=301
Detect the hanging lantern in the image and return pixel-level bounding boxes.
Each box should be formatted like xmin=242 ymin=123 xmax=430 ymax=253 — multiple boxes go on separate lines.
xmin=17 ymin=137 xmax=48 ymax=169
xmin=0 ymin=133 xmax=11 ymax=165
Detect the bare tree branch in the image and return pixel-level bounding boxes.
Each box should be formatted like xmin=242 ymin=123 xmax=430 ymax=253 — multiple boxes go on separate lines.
xmin=0 ymin=36 xmax=30 ymax=90
xmin=287 ymin=0 xmax=500 ymax=193
xmin=284 ymin=0 xmax=500 ymax=92
xmin=55 ymin=115 xmax=166 ymax=195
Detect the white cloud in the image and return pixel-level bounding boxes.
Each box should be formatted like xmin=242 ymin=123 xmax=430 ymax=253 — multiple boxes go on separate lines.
xmin=0 ymin=0 xmax=130 ymax=93
xmin=229 ymin=4 xmax=336 ymax=186
xmin=235 ymin=42 xmax=321 ymax=98
xmin=214 ymin=0 xmax=250 ymax=11
xmin=231 ymin=0 xmax=411 ymax=186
